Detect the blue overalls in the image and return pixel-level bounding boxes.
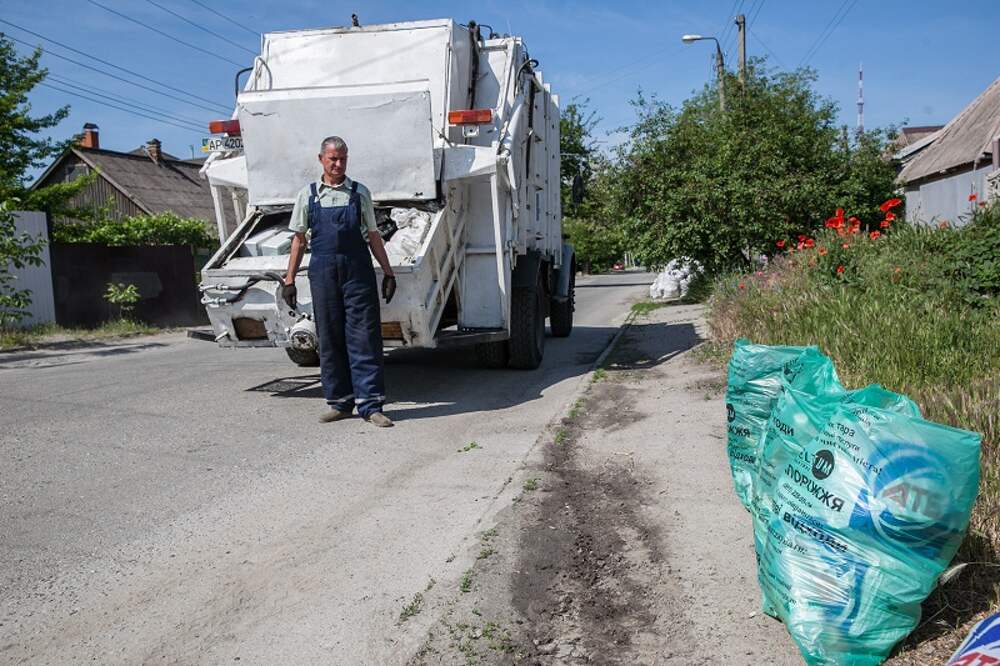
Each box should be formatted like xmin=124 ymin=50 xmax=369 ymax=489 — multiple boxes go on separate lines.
xmin=307 ymin=181 xmax=385 ymax=417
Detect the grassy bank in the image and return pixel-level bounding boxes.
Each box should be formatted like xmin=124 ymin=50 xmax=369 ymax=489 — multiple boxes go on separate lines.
xmin=703 ymin=205 xmax=1000 ymax=612
xmin=0 ymin=319 xmax=162 ymax=350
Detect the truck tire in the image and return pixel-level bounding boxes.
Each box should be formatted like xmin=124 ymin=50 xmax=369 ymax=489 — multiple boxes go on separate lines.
xmin=508 ymin=271 xmax=545 ymax=369
xmin=286 ymin=347 xmax=320 ymax=367
xmin=549 ymin=258 xmax=575 ymax=338
xmin=475 ymin=340 xmax=509 ymax=369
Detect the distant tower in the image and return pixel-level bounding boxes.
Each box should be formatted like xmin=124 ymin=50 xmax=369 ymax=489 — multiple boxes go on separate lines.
xmin=856 ymin=62 xmax=865 ymax=136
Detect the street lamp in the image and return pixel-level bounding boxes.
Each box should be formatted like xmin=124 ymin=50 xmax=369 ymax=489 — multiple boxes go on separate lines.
xmin=681 ymin=34 xmax=726 ymax=111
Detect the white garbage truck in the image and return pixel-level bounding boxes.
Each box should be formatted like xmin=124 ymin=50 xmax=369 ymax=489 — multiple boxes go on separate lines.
xmin=197 ymin=18 xmax=575 ymax=369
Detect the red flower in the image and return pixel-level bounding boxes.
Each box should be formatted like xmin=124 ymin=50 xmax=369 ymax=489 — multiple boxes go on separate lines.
xmin=842 ymin=243 xmax=850 ymax=249
xmin=894 ymin=267 xmax=902 ymax=274
xmin=776 ymin=240 xmax=786 ymax=248
xmin=880 ymin=198 xmax=902 ymax=212
xmin=836 ymin=208 xmax=844 ymax=219
xmin=818 ymin=247 xmax=828 ymax=256
xmin=804 ymin=238 xmax=815 ymax=248
xmin=836 ymin=265 xmax=845 ymax=274
xmin=938 ymin=221 xmax=950 ymax=229
xmin=798 ymin=234 xmax=807 ymax=242
xmin=738 ymin=282 xmax=746 ymax=289
xmin=879 ymin=220 xmax=890 ymax=229
xmin=979 ymin=202 xmax=988 ymax=208
xmin=884 ymin=212 xmax=896 ymax=221
xmin=969 ymin=193 xmax=977 ymax=202
xmin=869 ymin=230 xmax=881 ymax=240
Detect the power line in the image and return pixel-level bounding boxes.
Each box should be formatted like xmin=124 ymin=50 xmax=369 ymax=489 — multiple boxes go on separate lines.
xmin=187 ymin=0 xmax=260 ymax=39
xmin=719 ymin=0 xmax=744 ymax=53
xmin=143 ymin=0 xmax=256 ymax=56
xmin=0 ymin=20 xmax=230 ymax=112
xmin=749 ymin=0 xmax=766 ymax=27
xmin=799 ymin=0 xmax=858 ymax=67
xmin=47 ymin=73 xmax=208 ymax=128
xmin=38 ymin=82 xmax=206 ymax=135
xmin=573 ymin=45 xmax=687 ymax=98
xmin=749 ymin=27 xmax=785 ymax=68
xmin=85 ymin=0 xmax=245 ymax=68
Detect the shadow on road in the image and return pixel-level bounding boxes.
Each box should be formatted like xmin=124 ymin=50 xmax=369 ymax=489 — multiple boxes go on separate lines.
xmin=245 ymin=320 xmax=702 ymax=421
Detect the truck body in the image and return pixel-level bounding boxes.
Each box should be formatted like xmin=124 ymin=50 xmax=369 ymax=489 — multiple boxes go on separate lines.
xmin=199 ymin=18 xmax=574 ymax=368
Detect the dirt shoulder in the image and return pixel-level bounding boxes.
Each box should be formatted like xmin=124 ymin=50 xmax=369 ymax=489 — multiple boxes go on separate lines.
xmin=411 ymin=303 xmax=802 ymax=664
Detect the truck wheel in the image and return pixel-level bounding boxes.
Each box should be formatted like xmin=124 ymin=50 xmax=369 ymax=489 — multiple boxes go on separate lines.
xmin=475 ymin=340 xmax=509 ymax=369
xmin=286 ymin=347 xmax=320 ymax=367
xmin=549 ymin=258 xmax=575 ymax=338
xmin=508 ymin=271 xmax=545 ymax=369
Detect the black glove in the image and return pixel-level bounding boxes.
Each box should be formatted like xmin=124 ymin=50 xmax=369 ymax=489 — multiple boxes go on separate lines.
xmin=281 ymin=282 xmax=297 ymax=309
xmin=381 ymin=274 xmax=397 ymax=304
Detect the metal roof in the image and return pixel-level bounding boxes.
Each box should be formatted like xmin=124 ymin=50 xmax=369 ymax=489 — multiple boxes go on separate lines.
xmin=898 ymin=75 xmax=1000 ymax=184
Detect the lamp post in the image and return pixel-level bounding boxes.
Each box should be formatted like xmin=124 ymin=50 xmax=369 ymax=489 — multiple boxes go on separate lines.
xmin=682 ymin=34 xmax=725 ymax=111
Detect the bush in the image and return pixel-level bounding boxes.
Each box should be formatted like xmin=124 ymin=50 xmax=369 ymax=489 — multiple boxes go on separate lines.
xmin=52 ymin=212 xmax=215 ymax=247
xmin=611 ymin=63 xmax=899 ymax=273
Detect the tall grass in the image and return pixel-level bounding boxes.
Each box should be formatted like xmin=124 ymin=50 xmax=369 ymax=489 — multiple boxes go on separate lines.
xmin=705 ymin=210 xmax=1000 ymax=598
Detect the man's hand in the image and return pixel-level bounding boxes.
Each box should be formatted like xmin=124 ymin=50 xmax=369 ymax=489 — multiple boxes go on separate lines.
xmin=281 ymin=282 xmax=297 ymax=309
xmin=381 ymin=274 xmax=396 ymax=304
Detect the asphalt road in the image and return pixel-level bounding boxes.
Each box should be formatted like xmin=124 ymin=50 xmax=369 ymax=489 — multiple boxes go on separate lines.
xmin=0 ymin=271 xmax=652 ymax=664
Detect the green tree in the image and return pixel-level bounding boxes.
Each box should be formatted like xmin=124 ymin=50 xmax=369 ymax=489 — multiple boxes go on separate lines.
xmin=0 ymin=36 xmax=73 ymax=204
xmin=0 ymin=35 xmax=82 ymax=327
xmin=614 ymin=62 xmax=899 ymax=272
xmin=559 ymin=101 xmax=626 ymax=272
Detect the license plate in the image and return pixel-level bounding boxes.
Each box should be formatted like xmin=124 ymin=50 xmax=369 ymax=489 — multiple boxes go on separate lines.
xmin=202 ymin=136 xmax=244 ymax=153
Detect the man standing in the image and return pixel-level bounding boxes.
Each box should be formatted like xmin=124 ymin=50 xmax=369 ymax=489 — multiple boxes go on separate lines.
xmin=282 ymin=136 xmax=397 ymax=427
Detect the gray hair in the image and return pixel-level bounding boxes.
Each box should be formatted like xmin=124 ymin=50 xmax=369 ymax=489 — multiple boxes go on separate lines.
xmin=319 ymin=135 xmax=348 ymax=153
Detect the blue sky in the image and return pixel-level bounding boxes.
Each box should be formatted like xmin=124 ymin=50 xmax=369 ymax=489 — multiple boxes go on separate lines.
xmin=6 ymin=0 xmax=1000 ymax=166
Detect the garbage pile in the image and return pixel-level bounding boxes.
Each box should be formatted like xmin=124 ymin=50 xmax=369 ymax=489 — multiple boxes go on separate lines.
xmin=383 ymin=207 xmax=433 ymax=266
xmin=725 ymin=339 xmax=982 ymax=665
xmin=648 ymin=258 xmax=703 ymax=300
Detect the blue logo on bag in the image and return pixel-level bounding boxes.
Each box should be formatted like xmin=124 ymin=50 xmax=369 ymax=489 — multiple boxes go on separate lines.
xmin=850 ymin=442 xmax=959 ymax=556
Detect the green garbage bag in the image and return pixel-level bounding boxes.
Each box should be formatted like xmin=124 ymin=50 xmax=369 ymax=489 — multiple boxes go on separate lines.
xmin=757 ymin=402 xmax=981 ymax=665
xmin=750 ymin=382 xmax=921 ymax=615
xmin=725 ymin=339 xmax=842 ymax=510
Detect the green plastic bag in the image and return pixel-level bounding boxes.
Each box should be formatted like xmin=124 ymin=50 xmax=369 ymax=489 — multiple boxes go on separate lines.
xmin=750 ymin=382 xmax=921 ymax=615
xmin=725 ymin=339 xmax=842 ymax=510
xmin=758 ymin=402 xmax=981 ymax=665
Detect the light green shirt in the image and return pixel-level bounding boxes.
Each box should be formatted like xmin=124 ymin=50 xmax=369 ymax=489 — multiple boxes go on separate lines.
xmin=288 ymin=176 xmax=378 ymax=237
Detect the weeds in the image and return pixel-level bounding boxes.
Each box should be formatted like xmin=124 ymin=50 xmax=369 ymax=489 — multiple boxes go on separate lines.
xmin=0 ymin=319 xmax=161 ymax=349
xmin=630 ymin=300 xmax=669 ymax=316
xmin=554 ymin=428 xmax=569 ymax=446
xmin=459 ymin=569 xmax=474 ymax=593
xmin=476 ymin=547 xmax=494 ymax=560
xmin=592 ymin=368 xmax=607 ymax=382
xmin=522 ymin=478 xmax=539 ymax=492
xmin=457 ymin=441 xmax=481 ymax=453
xmin=399 ymin=592 xmax=424 ymax=622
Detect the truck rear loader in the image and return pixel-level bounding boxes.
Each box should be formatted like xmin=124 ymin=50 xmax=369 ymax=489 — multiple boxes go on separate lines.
xmin=198 ymin=18 xmax=574 ymax=369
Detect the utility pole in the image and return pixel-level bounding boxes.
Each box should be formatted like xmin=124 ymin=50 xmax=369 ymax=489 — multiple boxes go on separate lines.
xmin=715 ymin=42 xmax=726 ymax=111
xmin=735 ymin=14 xmax=746 ymax=84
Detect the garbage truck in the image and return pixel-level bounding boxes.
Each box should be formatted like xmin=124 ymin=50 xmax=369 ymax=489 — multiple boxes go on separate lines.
xmin=197 ymin=18 xmax=574 ymax=369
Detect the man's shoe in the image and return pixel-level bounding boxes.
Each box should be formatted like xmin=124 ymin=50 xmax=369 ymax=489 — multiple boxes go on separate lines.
xmin=319 ymin=409 xmax=352 ymax=423
xmin=366 ymin=412 xmax=394 ymax=428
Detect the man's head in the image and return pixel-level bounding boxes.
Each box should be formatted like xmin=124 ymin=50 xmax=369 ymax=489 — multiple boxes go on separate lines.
xmin=318 ymin=136 xmax=348 ymax=184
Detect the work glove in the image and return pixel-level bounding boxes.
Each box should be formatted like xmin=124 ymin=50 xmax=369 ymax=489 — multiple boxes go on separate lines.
xmin=281 ymin=282 xmax=297 ymax=309
xmin=382 ymin=274 xmax=397 ymax=304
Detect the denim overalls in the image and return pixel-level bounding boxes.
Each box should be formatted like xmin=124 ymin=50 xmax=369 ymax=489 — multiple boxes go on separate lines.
xmin=307 ymin=181 xmax=385 ymax=416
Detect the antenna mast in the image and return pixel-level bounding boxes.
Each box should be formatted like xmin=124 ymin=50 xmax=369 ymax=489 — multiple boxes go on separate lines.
xmin=856 ymin=62 xmax=865 ymax=136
